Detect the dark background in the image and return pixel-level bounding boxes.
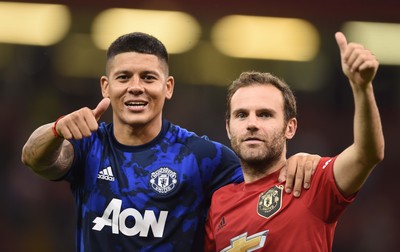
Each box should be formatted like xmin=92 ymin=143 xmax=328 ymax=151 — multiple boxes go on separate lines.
xmin=1 ymin=1 xmax=399 ymax=251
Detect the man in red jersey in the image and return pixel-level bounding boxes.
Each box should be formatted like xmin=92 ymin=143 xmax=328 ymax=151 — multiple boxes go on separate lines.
xmin=204 ymin=32 xmax=384 ymax=252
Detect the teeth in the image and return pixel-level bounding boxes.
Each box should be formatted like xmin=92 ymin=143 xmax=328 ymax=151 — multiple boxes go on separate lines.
xmin=126 ymin=102 xmax=146 ymax=106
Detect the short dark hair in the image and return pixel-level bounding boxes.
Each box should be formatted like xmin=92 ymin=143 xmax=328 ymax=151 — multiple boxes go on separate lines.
xmin=226 ymin=71 xmax=297 ymax=123
xmin=105 ymin=32 xmax=169 ymax=74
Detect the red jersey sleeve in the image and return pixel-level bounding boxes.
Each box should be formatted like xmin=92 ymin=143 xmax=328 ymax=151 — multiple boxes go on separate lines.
xmin=302 ymin=156 xmax=356 ymax=223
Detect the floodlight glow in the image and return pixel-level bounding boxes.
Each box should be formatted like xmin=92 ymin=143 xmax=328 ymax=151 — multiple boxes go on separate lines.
xmin=92 ymin=8 xmax=201 ymax=54
xmin=211 ymin=15 xmax=319 ymax=61
xmin=0 ymin=2 xmax=70 ymax=46
xmin=342 ymin=21 xmax=400 ymax=65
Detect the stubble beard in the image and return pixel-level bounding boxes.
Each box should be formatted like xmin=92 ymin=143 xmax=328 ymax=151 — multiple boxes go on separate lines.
xmin=231 ymin=130 xmax=286 ymax=176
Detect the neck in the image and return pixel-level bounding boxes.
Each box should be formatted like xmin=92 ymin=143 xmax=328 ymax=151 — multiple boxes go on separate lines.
xmin=113 ymin=119 xmax=163 ymax=146
xmin=241 ymin=158 xmax=287 ymax=183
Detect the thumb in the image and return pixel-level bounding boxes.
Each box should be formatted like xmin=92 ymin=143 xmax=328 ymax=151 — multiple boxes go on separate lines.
xmin=335 ymin=31 xmax=347 ymax=54
xmin=93 ymin=98 xmax=110 ymax=121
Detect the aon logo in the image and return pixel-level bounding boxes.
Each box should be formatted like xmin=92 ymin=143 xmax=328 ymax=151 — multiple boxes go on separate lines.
xmin=92 ymin=198 xmax=168 ymax=237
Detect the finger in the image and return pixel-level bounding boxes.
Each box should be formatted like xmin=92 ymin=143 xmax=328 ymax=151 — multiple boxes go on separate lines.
xmin=93 ymin=97 xmax=111 ymax=121
xmin=302 ymin=154 xmax=321 ymax=189
xmin=284 ymin=160 xmax=296 ymax=194
xmin=77 ymin=107 xmax=102 ymax=137
xmin=352 ymin=55 xmax=368 ymax=73
xmin=355 ymin=50 xmax=378 ymax=71
xmin=60 ymin=118 xmax=83 ymax=140
xmin=302 ymin=159 xmax=313 ymax=189
xmin=84 ymin=106 xmax=101 ymax=132
xmin=311 ymin=155 xmax=320 ymax=175
xmin=69 ymin=123 xmax=84 ymax=139
xmin=358 ymin=63 xmax=378 ymax=80
xmin=56 ymin=122 xmax=70 ymax=139
xmin=58 ymin=127 xmax=71 ymax=140
xmin=85 ymin=98 xmax=110 ymax=133
xmin=60 ymin=110 xmax=93 ymax=139
xmin=285 ymin=152 xmax=310 ymax=195
xmin=278 ymin=165 xmax=287 ymax=183
xmin=335 ymin=32 xmax=348 ymax=55
xmin=345 ymin=45 xmax=366 ymax=72
xmin=292 ymin=161 xmax=305 ymax=198
xmin=54 ymin=116 xmax=75 ymax=140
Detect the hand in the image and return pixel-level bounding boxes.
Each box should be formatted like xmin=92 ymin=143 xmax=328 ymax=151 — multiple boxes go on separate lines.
xmin=54 ymin=98 xmax=110 ymax=140
xmin=278 ymin=153 xmax=321 ymax=197
xmin=335 ymin=32 xmax=379 ymax=87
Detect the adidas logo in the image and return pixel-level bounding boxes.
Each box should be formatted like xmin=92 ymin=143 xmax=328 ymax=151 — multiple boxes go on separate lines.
xmin=98 ymin=166 xmax=115 ymax=181
xmin=217 ymin=217 xmax=226 ymax=231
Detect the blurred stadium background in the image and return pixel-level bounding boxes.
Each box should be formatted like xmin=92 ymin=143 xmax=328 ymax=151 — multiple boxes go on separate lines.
xmin=0 ymin=0 xmax=399 ymax=251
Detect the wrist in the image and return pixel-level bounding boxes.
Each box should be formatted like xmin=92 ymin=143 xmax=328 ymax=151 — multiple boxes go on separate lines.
xmin=51 ymin=116 xmax=65 ymax=138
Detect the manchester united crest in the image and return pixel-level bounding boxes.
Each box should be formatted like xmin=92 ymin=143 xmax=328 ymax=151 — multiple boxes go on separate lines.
xmin=150 ymin=167 xmax=178 ymax=194
xmin=257 ymin=185 xmax=283 ymax=218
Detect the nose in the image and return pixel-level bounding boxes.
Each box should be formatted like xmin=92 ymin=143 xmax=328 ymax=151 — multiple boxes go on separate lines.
xmin=127 ymin=76 xmax=144 ymax=94
xmin=246 ymin=114 xmax=259 ymax=132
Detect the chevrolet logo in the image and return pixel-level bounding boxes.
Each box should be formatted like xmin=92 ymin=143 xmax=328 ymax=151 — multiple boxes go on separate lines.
xmin=221 ymin=230 xmax=268 ymax=252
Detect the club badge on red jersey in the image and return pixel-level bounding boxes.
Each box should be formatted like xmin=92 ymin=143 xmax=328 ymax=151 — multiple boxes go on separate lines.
xmin=257 ymin=185 xmax=283 ymax=218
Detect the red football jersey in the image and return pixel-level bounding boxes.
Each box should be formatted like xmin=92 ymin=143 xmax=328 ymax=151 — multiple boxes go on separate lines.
xmin=205 ymin=157 xmax=355 ymax=252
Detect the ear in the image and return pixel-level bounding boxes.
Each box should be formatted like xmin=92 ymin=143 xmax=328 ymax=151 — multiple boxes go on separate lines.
xmin=100 ymin=76 xmax=109 ymax=98
xmin=225 ymin=120 xmax=232 ymax=140
xmin=285 ymin=118 xmax=297 ymax=140
xmin=165 ymin=76 xmax=175 ymax=100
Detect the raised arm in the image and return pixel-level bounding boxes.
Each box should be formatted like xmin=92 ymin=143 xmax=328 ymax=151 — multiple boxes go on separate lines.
xmin=21 ymin=98 xmax=110 ymax=180
xmin=333 ymin=32 xmax=384 ymax=197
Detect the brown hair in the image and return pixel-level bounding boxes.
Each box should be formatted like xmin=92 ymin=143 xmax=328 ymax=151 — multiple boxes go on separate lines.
xmin=226 ymin=71 xmax=297 ymax=122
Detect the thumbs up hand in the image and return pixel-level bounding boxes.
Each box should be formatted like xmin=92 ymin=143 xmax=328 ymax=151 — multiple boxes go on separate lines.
xmin=54 ymin=98 xmax=110 ymax=140
xmin=335 ymin=32 xmax=379 ymax=87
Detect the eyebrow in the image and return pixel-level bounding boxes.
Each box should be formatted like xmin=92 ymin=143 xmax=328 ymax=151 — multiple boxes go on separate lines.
xmin=112 ymin=69 xmax=161 ymax=77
